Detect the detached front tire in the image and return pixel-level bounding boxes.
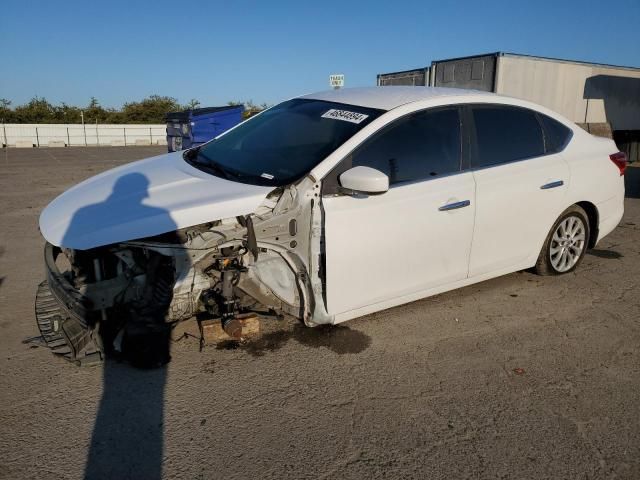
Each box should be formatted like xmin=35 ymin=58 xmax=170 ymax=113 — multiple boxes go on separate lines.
xmin=535 ymin=205 xmax=590 ymax=276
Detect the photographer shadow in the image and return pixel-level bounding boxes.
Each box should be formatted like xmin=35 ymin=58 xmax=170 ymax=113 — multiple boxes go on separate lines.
xmin=60 ymin=172 xmax=182 ymax=480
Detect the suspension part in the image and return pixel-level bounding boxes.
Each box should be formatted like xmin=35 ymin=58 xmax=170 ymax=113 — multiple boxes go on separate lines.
xmin=219 ymin=270 xmax=242 ymax=338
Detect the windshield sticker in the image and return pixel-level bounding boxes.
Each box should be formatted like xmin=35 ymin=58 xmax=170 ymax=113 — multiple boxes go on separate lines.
xmin=321 ymin=109 xmax=369 ymax=124
xmin=260 ymin=173 xmax=274 ymax=180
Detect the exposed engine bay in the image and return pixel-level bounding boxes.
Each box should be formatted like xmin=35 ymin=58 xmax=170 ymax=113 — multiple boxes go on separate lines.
xmin=36 ymin=177 xmax=332 ymax=366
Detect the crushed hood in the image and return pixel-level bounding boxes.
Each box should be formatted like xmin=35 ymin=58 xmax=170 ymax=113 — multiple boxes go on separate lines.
xmin=39 ymin=151 xmax=273 ymax=250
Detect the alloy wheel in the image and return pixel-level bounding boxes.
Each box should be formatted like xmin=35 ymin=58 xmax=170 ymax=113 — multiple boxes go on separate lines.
xmin=549 ymin=215 xmax=586 ymax=272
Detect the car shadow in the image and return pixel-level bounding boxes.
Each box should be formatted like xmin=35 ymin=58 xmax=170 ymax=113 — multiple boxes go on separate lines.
xmin=587 ymin=249 xmax=623 ymax=259
xmin=57 ymin=172 xmax=182 ymax=480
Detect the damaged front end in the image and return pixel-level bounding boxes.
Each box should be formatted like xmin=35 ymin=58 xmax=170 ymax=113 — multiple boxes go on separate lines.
xmin=36 ymin=178 xmax=329 ymax=366
xmin=37 ymin=238 xmax=187 ymax=366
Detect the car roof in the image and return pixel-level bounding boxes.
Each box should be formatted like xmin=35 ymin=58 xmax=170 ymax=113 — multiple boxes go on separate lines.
xmin=299 ymin=86 xmax=497 ymax=111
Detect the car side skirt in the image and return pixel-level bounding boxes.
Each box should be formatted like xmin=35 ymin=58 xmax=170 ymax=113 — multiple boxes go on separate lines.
xmin=330 ymin=259 xmax=535 ymax=325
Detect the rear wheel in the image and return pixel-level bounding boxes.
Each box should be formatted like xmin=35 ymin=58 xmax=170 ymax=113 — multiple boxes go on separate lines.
xmin=535 ymin=205 xmax=590 ymax=275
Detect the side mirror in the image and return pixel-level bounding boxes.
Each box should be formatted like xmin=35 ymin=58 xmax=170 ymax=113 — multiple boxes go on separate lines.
xmin=339 ymin=166 xmax=389 ymax=195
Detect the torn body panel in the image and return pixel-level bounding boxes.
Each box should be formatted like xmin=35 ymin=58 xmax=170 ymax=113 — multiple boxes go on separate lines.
xmin=37 ymin=175 xmax=332 ymax=364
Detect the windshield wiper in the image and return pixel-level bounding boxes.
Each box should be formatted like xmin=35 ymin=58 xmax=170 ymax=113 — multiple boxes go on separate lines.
xmin=198 ymin=160 xmax=233 ymax=180
xmin=182 ymin=146 xmax=201 ymax=162
xmin=183 ymin=148 xmax=234 ymax=180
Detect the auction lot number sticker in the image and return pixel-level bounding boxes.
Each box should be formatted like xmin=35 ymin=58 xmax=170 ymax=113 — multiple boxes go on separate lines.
xmin=321 ymin=109 xmax=369 ymax=124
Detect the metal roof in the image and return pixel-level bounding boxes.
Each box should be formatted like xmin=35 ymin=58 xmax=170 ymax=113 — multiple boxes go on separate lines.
xmin=376 ymin=67 xmax=429 ymax=77
xmin=300 ymin=86 xmax=495 ymax=111
xmin=378 ymin=53 xmax=640 ymax=81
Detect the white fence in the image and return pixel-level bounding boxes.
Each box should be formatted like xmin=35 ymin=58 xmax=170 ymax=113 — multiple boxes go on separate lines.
xmin=1 ymin=123 xmax=167 ymax=147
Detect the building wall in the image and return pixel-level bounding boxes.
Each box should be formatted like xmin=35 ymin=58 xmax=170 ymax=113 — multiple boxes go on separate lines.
xmin=496 ymin=56 xmax=640 ymax=130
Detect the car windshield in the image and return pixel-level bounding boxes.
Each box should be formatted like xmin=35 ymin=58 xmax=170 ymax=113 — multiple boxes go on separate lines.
xmin=185 ymin=99 xmax=384 ymax=187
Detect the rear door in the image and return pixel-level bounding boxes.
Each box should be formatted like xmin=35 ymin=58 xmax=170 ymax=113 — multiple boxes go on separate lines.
xmin=322 ymin=107 xmax=476 ymax=316
xmin=468 ymin=104 xmax=570 ymax=277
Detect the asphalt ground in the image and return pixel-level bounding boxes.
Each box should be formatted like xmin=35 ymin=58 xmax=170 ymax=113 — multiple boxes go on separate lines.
xmin=0 ymin=146 xmax=639 ymax=479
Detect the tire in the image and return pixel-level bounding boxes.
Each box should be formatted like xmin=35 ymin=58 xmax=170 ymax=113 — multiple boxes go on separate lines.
xmin=535 ymin=205 xmax=590 ymax=276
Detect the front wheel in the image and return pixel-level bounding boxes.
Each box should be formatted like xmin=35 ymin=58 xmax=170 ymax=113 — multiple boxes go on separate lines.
xmin=535 ymin=205 xmax=590 ymax=276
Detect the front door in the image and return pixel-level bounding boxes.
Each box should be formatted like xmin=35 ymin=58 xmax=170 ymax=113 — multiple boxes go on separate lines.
xmin=321 ymin=106 xmax=476 ymax=316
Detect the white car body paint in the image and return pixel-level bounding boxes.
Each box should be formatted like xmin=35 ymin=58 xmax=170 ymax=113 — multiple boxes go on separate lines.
xmin=324 ymin=171 xmax=476 ymax=316
xmin=39 ymin=151 xmax=272 ymax=249
xmin=301 ymin=87 xmax=624 ymax=322
xmin=38 ymin=87 xmax=625 ymax=334
xmin=468 ymin=151 xmax=570 ymax=277
xmin=561 ymin=134 xmax=625 ymax=243
xmin=339 ymin=166 xmax=389 ymax=194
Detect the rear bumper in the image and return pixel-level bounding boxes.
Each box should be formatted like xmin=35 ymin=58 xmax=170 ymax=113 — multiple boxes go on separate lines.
xmin=596 ymin=192 xmax=625 ymax=244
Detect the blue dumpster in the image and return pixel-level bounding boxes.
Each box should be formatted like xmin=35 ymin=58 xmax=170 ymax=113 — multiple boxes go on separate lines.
xmin=165 ymin=105 xmax=244 ymax=152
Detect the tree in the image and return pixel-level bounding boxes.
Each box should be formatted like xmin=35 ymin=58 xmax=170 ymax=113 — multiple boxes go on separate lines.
xmin=53 ymin=102 xmax=81 ymax=123
xmin=0 ymin=98 xmax=12 ymax=122
xmin=84 ymin=97 xmax=111 ymax=124
xmin=0 ymin=95 xmax=271 ymax=124
xmin=227 ymin=100 xmax=269 ymax=119
xmin=185 ymin=99 xmax=201 ymax=110
xmin=13 ymin=96 xmax=57 ymax=123
xmin=121 ymin=95 xmax=182 ymax=123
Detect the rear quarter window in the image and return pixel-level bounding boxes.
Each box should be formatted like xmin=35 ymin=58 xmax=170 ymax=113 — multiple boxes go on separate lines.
xmin=539 ymin=114 xmax=573 ymax=153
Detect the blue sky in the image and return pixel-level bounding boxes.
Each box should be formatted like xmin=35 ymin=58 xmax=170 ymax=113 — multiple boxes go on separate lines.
xmin=1 ymin=0 xmax=639 ymax=108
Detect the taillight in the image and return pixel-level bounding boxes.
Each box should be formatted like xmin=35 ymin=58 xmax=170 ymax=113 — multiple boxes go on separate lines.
xmin=609 ymin=152 xmax=628 ymax=176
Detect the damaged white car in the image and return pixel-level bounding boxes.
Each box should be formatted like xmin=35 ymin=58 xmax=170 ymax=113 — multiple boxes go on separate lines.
xmin=36 ymin=87 xmax=626 ymax=365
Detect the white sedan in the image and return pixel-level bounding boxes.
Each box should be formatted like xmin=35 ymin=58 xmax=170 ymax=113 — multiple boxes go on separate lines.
xmin=36 ymin=87 xmax=626 ymax=366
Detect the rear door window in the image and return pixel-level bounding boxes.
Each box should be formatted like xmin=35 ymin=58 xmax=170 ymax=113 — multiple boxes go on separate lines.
xmin=471 ymin=105 xmax=545 ymax=168
xmin=350 ymin=107 xmax=462 ymax=185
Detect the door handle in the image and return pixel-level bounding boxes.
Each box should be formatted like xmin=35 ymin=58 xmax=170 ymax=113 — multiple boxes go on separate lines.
xmin=438 ymin=200 xmax=471 ymax=211
xmin=540 ymin=180 xmax=564 ymax=190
